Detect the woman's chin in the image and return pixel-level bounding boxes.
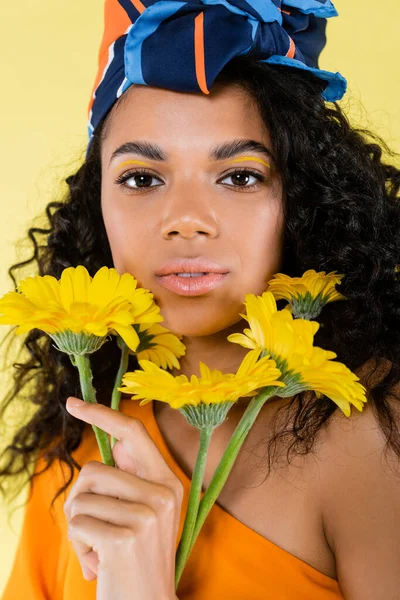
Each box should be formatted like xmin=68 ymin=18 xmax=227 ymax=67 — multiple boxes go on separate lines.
xmin=158 ymin=309 xmax=244 ymax=339
xmin=161 ymin=321 xmax=230 ymax=338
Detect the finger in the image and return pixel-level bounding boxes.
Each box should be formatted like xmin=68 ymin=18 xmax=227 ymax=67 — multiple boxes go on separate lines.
xmin=68 ymin=503 xmax=156 ymax=581
xmin=84 ymin=550 xmax=99 ymax=579
xmin=68 ymin=514 xmax=137 ymax=564
xmin=69 ymin=528 xmax=98 ymax=580
xmin=70 ymin=493 xmax=157 ymax=529
xmin=64 ymin=460 xmax=181 ymax=522
xmin=65 ymin=397 xmax=176 ymax=483
xmin=81 ymin=553 xmax=98 ymax=580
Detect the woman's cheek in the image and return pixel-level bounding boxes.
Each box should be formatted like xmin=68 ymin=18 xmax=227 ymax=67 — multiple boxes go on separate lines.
xmin=237 ymin=218 xmax=284 ymax=293
xmin=102 ymin=213 xmax=151 ymax=282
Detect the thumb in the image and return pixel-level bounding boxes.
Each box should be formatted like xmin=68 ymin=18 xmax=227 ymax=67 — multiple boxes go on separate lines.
xmin=112 ymin=440 xmax=137 ymax=474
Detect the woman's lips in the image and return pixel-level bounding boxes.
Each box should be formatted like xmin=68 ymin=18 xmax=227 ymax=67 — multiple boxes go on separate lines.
xmin=155 ymin=258 xmax=229 ymax=296
xmin=155 ymin=272 xmax=228 ymax=296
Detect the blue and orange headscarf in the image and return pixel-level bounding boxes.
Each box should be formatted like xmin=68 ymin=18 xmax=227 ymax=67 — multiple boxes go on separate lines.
xmin=88 ymin=0 xmax=346 ymax=146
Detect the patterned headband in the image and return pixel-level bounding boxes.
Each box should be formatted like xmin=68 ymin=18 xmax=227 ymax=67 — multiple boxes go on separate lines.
xmin=87 ymin=0 xmax=346 ymax=148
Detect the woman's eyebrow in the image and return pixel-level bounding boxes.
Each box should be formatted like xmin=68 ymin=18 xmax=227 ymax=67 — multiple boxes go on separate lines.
xmin=109 ymin=141 xmax=166 ymax=166
xmin=211 ymin=139 xmax=275 ymax=162
xmin=109 ymin=139 xmax=275 ymax=167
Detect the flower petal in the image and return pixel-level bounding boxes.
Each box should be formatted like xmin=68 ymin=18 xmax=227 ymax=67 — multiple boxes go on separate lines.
xmin=227 ymin=333 xmax=256 ymax=349
xmin=18 ymin=275 xmax=61 ymax=308
xmin=112 ymin=324 xmax=140 ymax=352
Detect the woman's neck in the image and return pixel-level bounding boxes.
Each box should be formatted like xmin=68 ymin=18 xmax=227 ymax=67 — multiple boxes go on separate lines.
xmin=171 ymin=320 xmax=249 ymax=379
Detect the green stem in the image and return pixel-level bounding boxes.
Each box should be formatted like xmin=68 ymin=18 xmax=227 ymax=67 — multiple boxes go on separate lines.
xmin=186 ymin=387 xmax=276 ymax=559
xmin=111 ymin=339 xmax=130 ymax=448
xmin=74 ymin=354 xmax=115 ymax=467
xmin=175 ymin=426 xmax=213 ymax=589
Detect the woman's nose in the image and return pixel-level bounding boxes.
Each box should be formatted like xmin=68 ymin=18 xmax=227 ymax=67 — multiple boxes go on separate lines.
xmin=160 ymin=184 xmax=219 ymax=240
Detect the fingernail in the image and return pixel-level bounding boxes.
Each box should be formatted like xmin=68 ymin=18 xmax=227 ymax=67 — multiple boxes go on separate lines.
xmin=67 ymin=397 xmax=86 ymax=408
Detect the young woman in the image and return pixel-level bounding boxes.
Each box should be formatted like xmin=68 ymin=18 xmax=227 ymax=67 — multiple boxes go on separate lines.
xmin=1 ymin=1 xmax=399 ymax=599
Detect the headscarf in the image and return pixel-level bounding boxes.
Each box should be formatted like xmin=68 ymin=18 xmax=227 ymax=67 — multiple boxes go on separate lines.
xmin=87 ymin=0 xmax=346 ymax=148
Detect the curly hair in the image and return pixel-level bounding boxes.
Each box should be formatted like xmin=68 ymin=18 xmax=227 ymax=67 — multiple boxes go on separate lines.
xmin=1 ymin=56 xmax=399 ymax=513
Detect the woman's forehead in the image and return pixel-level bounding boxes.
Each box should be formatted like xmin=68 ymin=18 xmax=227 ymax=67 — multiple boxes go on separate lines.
xmin=102 ymin=84 xmax=271 ymax=159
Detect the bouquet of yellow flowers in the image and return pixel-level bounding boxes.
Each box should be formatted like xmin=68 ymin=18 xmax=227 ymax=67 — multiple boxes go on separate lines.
xmin=0 ymin=265 xmax=366 ymax=590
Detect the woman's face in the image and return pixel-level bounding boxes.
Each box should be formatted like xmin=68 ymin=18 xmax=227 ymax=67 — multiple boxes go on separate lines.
xmin=101 ymin=83 xmax=284 ymax=336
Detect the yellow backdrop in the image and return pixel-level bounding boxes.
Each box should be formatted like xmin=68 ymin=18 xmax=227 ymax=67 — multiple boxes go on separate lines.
xmin=0 ymin=0 xmax=399 ymax=593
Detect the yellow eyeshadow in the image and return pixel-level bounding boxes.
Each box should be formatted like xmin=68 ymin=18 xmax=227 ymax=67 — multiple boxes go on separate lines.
xmin=230 ymin=156 xmax=271 ymax=168
xmin=114 ymin=157 xmax=271 ymax=170
xmin=114 ymin=159 xmax=152 ymax=170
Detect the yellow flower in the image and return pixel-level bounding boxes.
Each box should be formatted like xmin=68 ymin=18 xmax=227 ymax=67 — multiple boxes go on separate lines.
xmin=0 ymin=266 xmax=162 ymax=353
xmin=118 ymin=349 xmax=284 ymax=410
xmin=136 ymin=323 xmax=186 ymax=370
xmin=228 ymin=292 xmax=366 ymax=417
xmin=267 ymin=269 xmax=345 ymax=319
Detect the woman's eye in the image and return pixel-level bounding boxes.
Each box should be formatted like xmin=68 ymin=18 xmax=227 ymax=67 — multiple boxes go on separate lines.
xmin=115 ymin=167 xmax=266 ymax=192
xmin=115 ymin=169 xmax=164 ymax=190
xmin=218 ymin=169 xmax=266 ymax=190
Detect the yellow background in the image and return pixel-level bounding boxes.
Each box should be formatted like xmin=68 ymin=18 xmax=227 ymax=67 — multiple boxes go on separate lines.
xmin=0 ymin=0 xmax=399 ymax=593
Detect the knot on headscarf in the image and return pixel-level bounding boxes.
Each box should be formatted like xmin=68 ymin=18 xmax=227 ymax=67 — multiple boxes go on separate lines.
xmin=88 ymin=0 xmax=346 ymax=143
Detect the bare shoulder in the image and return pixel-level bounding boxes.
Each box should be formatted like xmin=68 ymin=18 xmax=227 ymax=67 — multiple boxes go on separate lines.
xmin=318 ymin=392 xmax=400 ymax=469
xmin=313 ymin=392 xmax=400 ymax=599
xmin=315 ymin=358 xmax=400 ymax=479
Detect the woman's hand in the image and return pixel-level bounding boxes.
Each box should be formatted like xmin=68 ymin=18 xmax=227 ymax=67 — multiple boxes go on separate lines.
xmin=64 ymin=396 xmax=183 ymax=600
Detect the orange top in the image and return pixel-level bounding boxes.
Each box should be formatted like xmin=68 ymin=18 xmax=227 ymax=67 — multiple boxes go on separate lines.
xmin=2 ymin=399 xmax=344 ymax=600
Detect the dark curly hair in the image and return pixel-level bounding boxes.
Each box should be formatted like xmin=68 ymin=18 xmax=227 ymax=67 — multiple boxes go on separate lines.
xmin=1 ymin=56 xmax=399 ymax=516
